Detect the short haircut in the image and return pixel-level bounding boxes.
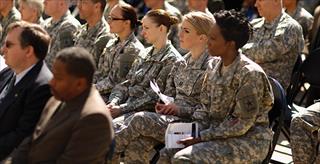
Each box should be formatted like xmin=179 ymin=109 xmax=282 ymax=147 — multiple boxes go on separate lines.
xmin=91 ymin=0 xmax=106 ymax=13
xmin=117 ymin=2 xmax=139 ymax=30
xmin=145 ymin=9 xmax=179 ymax=32
xmin=19 ymin=0 xmax=44 ymax=17
xmin=55 ymin=47 xmax=96 ymax=84
xmin=213 ymin=10 xmax=252 ymax=49
xmin=7 ymin=21 xmax=50 ymax=60
xmin=183 ymin=11 xmax=214 ymax=36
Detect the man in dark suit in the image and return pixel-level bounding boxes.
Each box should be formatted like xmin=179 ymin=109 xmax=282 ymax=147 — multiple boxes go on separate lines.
xmin=0 ymin=21 xmax=52 ymax=161
xmin=23 ymin=47 xmax=113 ymax=163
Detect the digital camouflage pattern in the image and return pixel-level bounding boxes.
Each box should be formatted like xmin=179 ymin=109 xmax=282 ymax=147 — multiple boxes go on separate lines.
xmin=43 ymin=11 xmax=80 ymax=69
xmin=112 ymin=51 xmax=212 ymax=163
xmin=94 ymin=33 xmax=144 ymax=99
xmin=287 ymin=3 xmax=313 ymax=41
xmin=74 ymin=18 xmax=114 ymax=65
xmin=159 ymin=54 xmax=274 ymax=163
xmin=242 ymin=11 xmax=304 ymax=89
xmin=291 ymin=102 xmax=320 ymax=164
xmin=108 ymin=41 xmax=184 ymax=115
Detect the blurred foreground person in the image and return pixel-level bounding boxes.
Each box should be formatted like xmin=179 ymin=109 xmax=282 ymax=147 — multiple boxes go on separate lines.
xmin=0 ymin=21 xmax=51 ymax=161
xmin=13 ymin=47 xmax=114 ymax=163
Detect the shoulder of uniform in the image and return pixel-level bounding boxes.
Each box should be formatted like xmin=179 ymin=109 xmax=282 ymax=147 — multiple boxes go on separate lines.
xmin=250 ymin=18 xmax=264 ymax=27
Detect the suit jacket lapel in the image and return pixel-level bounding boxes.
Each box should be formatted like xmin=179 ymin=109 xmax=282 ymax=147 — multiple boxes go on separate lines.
xmin=0 ymin=61 xmax=43 ymax=118
xmin=0 ymin=68 xmax=13 ymax=92
xmin=41 ymin=103 xmax=77 ymax=135
xmin=32 ymin=87 xmax=91 ymax=142
xmin=32 ymin=98 xmax=60 ymax=140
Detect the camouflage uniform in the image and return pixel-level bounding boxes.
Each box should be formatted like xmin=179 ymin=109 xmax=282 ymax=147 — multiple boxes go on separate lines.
xmin=286 ymin=3 xmax=313 ymax=54
xmin=242 ymin=11 xmax=304 ymax=89
xmin=0 ymin=7 xmax=21 ymax=48
xmin=94 ymin=33 xmax=145 ymax=100
xmin=74 ymin=18 xmax=114 ymax=65
xmin=113 ymin=51 xmax=212 ymax=163
xmin=291 ymin=102 xmax=320 ymax=164
xmin=43 ymin=11 xmax=80 ymax=69
xmin=159 ymin=54 xmax=274 ymax=163
xmin=108 ymin=41 xmax=184 ymax=115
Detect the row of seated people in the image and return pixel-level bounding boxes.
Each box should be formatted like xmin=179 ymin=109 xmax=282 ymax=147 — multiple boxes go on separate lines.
xmin=0 ymin=0 xmax=314 ymax=164
xmin=0 ymin=9 xmax=273 ymax=163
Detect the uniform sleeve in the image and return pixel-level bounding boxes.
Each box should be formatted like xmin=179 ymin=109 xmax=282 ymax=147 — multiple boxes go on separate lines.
xmin=177 ymin=104 xmax=201 ymax=119
xmin=163 ymin=62 xmax=183 ymax=97
xmin=96 ymin=47 xmax=142 ymax=94
xmin=200 ymin=72 xmax=271 ymax=141
xmin=108 ymin=56 xmax=144 ymax=105
xmin=58 ymin=24 xmax=78 ymax=49
xmin=119 ymin=58 xmax=185 ymax=114
xmin=242 ymin=23 xmax=304 ymax=63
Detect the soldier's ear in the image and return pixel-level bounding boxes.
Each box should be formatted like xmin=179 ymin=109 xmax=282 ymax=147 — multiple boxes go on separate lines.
xmin=159 ymin=24 xmax=167 ymax=33
xmin=125 ymin=20 xmax=131 ymax=27
xmin=199 ymin=34 xmax=208 ymax=42
xmin=94 ymin=2 xmax=101 ymax=11
xmin=225 ymin=40 xmax=236 ymax=50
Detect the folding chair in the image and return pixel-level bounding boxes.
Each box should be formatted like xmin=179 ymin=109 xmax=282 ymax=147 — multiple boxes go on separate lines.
xmin=287 ymin=48 xmax=320 ymax=107
xmin=262 ymin=77 xmax=288 ymax=164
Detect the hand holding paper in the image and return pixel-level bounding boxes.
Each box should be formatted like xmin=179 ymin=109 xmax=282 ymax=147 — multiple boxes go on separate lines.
xmin=150 ymin=80 xmax=174 ymax=104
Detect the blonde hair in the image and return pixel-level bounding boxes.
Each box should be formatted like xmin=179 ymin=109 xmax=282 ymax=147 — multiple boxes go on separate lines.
xmin=183 ymin=11 xmax=214 ymax=36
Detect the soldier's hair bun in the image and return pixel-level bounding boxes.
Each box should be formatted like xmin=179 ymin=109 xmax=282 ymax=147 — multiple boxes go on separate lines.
xmin=213 ymin=9 xmax=252 ymax=49
xmin=145 ymin=9 xmax=179 ymax=32
xmin=118 ymin=2 xmax=139 ymax=30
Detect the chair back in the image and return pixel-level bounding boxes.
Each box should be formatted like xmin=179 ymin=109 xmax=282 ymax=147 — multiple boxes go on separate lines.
xmin=263 ymin=77 xmax=287 ymax=164
xmin=287 ymin=48 xmax=320 ymax=106
xmin=301 ymin=48 xmax=320 ymax=87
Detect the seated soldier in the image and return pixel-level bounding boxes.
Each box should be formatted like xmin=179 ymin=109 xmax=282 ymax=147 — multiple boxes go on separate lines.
xmin=242 ymin=0 xmax=304 ymax=89
xmin=159 ymin=10 xmax=274 ymax=163
xmin=107 ymin=9 xmax=184 ymax=119
xmin=94 ymin=3 xmax=144 ymax=101
xmin=112 ymin=11 xmax=214 ymax=163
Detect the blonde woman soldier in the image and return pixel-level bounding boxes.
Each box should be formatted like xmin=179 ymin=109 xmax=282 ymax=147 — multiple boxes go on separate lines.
xmin=112 ymin=11 xmax=214 ymax=163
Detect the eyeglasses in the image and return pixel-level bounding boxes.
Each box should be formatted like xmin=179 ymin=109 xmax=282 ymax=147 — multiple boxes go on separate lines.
xmin=107 ymin=16 xmax=127 ymax=22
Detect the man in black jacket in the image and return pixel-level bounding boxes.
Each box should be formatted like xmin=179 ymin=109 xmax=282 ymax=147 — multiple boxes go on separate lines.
xmin=0 ymin=21 xmax=52 ymax=161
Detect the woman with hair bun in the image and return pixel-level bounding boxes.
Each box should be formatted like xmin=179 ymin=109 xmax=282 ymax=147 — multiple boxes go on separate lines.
xmin=107 ymin=9 xmax=184 ymax=162
xmin=110 ymin=11 xmax=215 ymax=163
xmin=94 ymin=2 xmax=145 ymax=101
xmin=107 ymin=9 xmax=184 ymax=118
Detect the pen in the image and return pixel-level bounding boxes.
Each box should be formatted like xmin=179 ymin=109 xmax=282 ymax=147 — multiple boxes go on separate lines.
xmin=174 ymin=132 xmax=184 ymax=135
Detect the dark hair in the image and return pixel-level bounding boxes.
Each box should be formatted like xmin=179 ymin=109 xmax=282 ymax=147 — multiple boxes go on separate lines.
xmin=56 ymin=47 xmax=96 ymax=84
xmin=7 ymin=21 xmax=50 ymax=60
xmin=145 ymin=9 xmax=179 ymax=32
xmin=91 ymin=0 xmax=106 ymax=12
xmin=213 ymin=10 xmax=252 ymax=49
xmin=118 ymin=3 xmax=139 ymax=30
